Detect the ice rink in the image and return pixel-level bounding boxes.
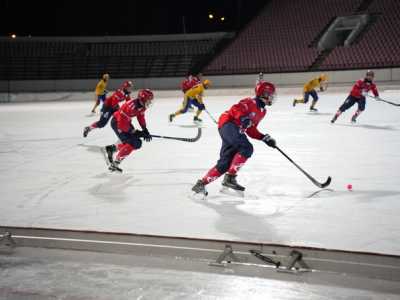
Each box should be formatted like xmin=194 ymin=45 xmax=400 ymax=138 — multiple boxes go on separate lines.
xmin=1 ymin=86 xmax=400 ymax=255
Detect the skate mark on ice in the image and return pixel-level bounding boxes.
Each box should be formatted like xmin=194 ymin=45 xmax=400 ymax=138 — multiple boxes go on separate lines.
xmin=307 ymin=188 xmax=334 ymax=198
xmin=306 ymin=112 xmax=332 ymax=116
xmin=77 ymin=143 xmax=103 ymax=154
xmin=334 ymin=123 xmax=397 ymax=131
xmin=169 ymin=123 xmax=207 ymax=129
xmin=0 ymin=136 xmax=80 ymax=143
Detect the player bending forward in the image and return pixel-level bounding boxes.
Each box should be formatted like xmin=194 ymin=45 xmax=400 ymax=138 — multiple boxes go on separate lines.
xmin=192 ymin=81 xmax=277 ymax=195
xmin=84 ymin=81 xmax=133 ymax=137
xmin=331 ymin=70 xmax=379 ymax=123
xmin=169 ymin=79 xmax=211 ymax=123
xmin=293 ymin=74 xmax=328 ymax=111
xmin=104 ymin=89 xmax=154 ymax=172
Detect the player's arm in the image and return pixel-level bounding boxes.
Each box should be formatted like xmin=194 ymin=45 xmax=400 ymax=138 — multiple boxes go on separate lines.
xmin=371 ymin=84 xmax=379 ymax=97
xmin=136 ymin=113 xmax=152 ymax=142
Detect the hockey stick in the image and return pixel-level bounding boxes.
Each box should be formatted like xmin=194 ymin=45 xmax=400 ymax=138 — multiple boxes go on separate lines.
xmin=367 ymin=95 xmax=400 ymax=107
xmin=205 ymin=109 xmax=218 ymax=124
xmin=151 ymin=127 xmax=202 ymax=142
xmin=275 ymin=146 xmax=331 ymax=188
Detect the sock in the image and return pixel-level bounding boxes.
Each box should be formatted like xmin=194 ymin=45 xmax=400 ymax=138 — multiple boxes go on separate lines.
xmin=202 ymin=167 xmax=222 ymax=185
xmin=227 ymin=153 xmax=248 ymax=175
xmin=116 ymin=143 xmax=135 ymax=161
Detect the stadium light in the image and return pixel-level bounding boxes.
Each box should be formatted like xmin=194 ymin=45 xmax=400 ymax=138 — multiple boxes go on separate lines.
xmin=208 ymin=14 xmax=214 ymax=19
xmin=220 ymin=17 xmax=225 ymax=21
xmin=11 ymin=34 xmax=16 ymax=39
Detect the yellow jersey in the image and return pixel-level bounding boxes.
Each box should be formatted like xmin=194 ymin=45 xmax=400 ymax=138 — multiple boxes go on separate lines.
xmin=303 ymin=77 xmax=322 ymax=93
xmin=185 ymin=83 xmax=205 ymax=103
xmin=95 ymin=79 xmax=107 ymax=96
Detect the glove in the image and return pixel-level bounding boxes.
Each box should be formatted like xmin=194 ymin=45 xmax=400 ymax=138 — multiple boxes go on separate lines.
xmin=262 ymin=134 xmax=276 ymax=148
xmin=240 ymin=116 xmax=253 ymax=129
xmin=141 ymin=128 xmax=152 ymax=142
xmin=319 ymin=86 xmax=325 ymax=92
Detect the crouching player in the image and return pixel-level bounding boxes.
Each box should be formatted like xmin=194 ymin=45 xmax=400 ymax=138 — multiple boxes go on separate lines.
xmin=331 ymin=70 xmax=379 ymax=123
xmin=104 ymin=89 xmax=154 ymax=172
xmin=293 ymin=74 xmax=328 ymax=111
xmin=169 ymin=79 xmax=211 ymax=123
xmin=84 ymin=81 xmax=133 ymax=137
xmin=192 ymin=81 xmax=277 ymax=195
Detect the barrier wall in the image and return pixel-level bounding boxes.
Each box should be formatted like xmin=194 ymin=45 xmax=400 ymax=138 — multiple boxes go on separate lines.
xmin=0 ymin=67 xmax=399 ymax=94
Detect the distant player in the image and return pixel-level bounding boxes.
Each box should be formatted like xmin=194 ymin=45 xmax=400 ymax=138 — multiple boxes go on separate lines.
xmin=256 ymin=72 xmax=264 ymax=84
xmin=104 ymin=89 xmax=154 ymax=172
xmin=191 ymin=81 xmax=277 ymax=195
xmin=169 ymin=79 xmax=211 ymax=123
xmin=180 ymin=73 xmax=202 ymax=112
xmin=331 ymin=70 xmax=379 ymax=123
xmin=83 ymin=80 xmax=133 ymax=137
xmin=91 ymin=73 xmax=110 ymax=113
xmin=293 ymin=74 xmax=328 ymax=111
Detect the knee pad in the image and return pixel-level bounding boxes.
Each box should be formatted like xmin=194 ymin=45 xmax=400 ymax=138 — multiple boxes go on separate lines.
xmin=239 ymin=143 xmax=253 ymax=158
xmin=127 ymin=136 xmax=142 ymax=149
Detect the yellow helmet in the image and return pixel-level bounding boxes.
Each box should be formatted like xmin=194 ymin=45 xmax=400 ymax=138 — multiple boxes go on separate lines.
xmin=203 ymin=79 xmax=212 ymax=87
xmin=319 ymin=74 xmax=328 ymax=81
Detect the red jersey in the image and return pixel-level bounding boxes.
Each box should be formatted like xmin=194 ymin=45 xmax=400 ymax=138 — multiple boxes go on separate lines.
xmin=350 ymin=79 xmax=379 ymax=98
xmin=218 ymin=97 xmax=266 ymax=140
xmin=113 ymin=98 xmax=147 ymax=133
xmin=104 ymin=89 xmax=131 ymax=108
xmin=181 ymin=76 xmax=201 ymax=93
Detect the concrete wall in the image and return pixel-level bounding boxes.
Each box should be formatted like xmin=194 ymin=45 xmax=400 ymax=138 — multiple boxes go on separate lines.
xmin=1 ymin=68 xmax=399 ymax=93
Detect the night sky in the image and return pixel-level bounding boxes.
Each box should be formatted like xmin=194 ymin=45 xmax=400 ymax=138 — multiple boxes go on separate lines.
xmin=0 ymin=0 xmax=268 ymax=37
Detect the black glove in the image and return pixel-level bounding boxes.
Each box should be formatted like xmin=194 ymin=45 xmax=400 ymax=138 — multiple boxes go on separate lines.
xmin=262 ymin=134 xmax=276 ymax=148
xmin=141 ymin=128 xmax=152 ymax=142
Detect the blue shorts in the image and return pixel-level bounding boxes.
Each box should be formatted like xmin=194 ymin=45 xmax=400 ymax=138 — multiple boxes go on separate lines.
xmin=98 ymin=94 xmax=106 ymax=103
xmin=181 ymin=98 xmax=205 ymax=113
xmin=339 ymin=95 xmax=366 ymax=112
xmin=304 ymin=90 xmax=318 ymax=103
xmin=215 ymin=122 xmax=254 ymax=174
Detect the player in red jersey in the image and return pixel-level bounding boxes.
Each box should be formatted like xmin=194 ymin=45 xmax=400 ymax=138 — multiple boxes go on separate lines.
xmin=192 ymin=81 xmax=277 ymax=195
xmin=104 ymin=89 xmax=154 ymax=172
xmin=83 ymin=81 xmax=133 ymax=137
xmin=180 ymin=73 xmax=202 ymax=112
xmin=331 ymin=70 xmax=379 ymax=123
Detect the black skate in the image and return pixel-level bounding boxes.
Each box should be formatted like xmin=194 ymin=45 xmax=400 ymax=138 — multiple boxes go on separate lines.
xmin=169 ymin=114 xmax=175 ymax=122
xmin=109 ymin=161 xmax=122 ymax=173
xmin=351 ymin=115 xmax=357 ymax=123
xmin=192 ymin=179 xmax=208 ymax=196
xmin=83 ymin=126 xmax=91 ymax=138
xmin=331 ymin=115 xmax=338 ymax=123
xmin=292 ymin=99 xmax=297 ymax=107
xmin=222 ymin=174 xmax=245 ymax=191
xmin=105 ymin=145 xmax=116 ymax=164
xmin=309 ymin=107 xmax=318 ymax=112
xmin=193 ymin=116 xmax=202 ymax=123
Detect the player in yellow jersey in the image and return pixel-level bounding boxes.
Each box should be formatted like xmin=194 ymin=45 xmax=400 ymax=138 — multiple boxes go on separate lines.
xmin=293 ymin=74 xmax=328 ymax=111
xmin=91 ymin=73 xmax=110 ymax=113
xmin=169 ymin=79 xmax=211 ymax=123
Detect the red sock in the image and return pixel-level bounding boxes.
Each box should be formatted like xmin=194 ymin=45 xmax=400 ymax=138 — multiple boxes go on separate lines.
xmin=227 ymin=153 xmax=248 ymax=175
xmin=90 ymin=122 xmax=98 ymax=129
xmin=202 ymin=167 xmax=221 ymax=185
xmin=116 ymin=144 xmax=135 ymax=161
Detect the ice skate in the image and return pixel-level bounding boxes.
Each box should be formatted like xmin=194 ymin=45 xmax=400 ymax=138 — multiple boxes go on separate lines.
xmin=109 ymin=161 xmax=122 ymax=173
xmin=192 ymin=179 xmax=208 ymax=196
xmin=83 ymin=126 xmax=91 ymax=138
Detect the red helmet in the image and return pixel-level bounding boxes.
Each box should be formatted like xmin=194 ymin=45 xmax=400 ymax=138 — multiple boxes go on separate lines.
xmin=255 ymin=81 xmax=276 ymax=105
xmin=138 ymin=89 xmax=154 ymax=108
xmin=121 ymin=80 xmax=133 ymax=93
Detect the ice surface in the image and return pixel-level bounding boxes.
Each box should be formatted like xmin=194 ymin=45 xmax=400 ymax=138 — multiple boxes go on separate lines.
xmin=0 ymin=87 xmax=400 ymax=254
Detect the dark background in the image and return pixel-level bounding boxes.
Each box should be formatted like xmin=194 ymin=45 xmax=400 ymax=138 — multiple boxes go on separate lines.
xmin=0 ymin=0 xmax=267 ymax=36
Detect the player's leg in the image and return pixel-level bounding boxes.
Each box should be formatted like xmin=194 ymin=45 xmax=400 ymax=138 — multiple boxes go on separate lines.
xmin=331 ymin=95 xmax=356 ymax=123
xmin=351 ymin=97 xmax=366 ymax=123
xmin=309 ymin=90 xmax=319 ymax=111
xmin=91 ymin=95 xmax=100 ymax=113
xmin=83 ymin=105 xmax=112 ymax=137
xmin=169 ymin=98 xmax=190 ymax=122
xmin=192 ymin=101 xmax=205 ymax=122
xmin=293 ymin=92 xmax=308 ymax=107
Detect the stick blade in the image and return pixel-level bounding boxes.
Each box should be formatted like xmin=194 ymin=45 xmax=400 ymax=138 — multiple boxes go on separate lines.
xmin=320 ymin=176 xmax=332 ymax=188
